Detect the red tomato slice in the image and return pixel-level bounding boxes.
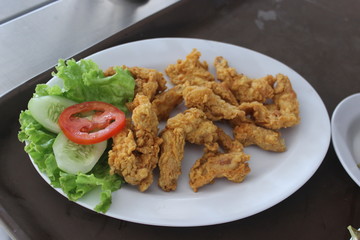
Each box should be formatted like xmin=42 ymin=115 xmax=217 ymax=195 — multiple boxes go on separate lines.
xmin=58 ymin=101 xmax=126 ymax=145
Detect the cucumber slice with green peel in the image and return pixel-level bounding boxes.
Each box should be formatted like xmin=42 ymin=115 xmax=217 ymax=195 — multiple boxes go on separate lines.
xmin=53 ymin=132 xmax=107 ymax=174
xmin=28 ymin=95 xmax=77 ymax=133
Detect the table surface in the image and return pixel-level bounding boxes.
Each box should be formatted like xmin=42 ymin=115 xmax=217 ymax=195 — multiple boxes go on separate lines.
xmin=1 ymin=0 xmax=360 ymax=239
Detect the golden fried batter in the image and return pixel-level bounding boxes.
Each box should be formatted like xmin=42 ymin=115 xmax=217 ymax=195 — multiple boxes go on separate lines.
xmin=209 ymin=81 xmax=239 ymax=106
xmin=165 ymin=50 xmax=238 ymax=106
xmin=187 ymin=128 xmax=248 ymax=193
xmin=131 ymin=94 xmax=162 ymax=191
xmin=234 ymin=76 xmax=300 ymax=130
xmin=158 ymin=128 xmax=186 ymax=191
xmin=214 ymin=56 xmax=275 ymax=103
xmin=109 ymin=94 xmax=162 ymax=192
xmin=157 ymin=108 xmax=219 ymax=191
xmin=165 ymin=49 xmax=215 ymax=85
xmin=189 ymin=143 xmax=250 ymax=192
xmin=166 ymin=108 xmax=218 ymax=144
xmin=182 ymin=85 xmax=244 ymax=121
xmin=233 ymin=122 xmax=286 ymax=152
xmin=131 ymin=94 xmax=159 ymax=135
xmin=151 ymin=85 xmax=184 ymax=121
xmin=272 ymin=73 xmax=300 ymax=128
xmin=128 ymin=66 xmax=167 ymax=100
xmin=108 ymin=120 xmax=139 ymax=183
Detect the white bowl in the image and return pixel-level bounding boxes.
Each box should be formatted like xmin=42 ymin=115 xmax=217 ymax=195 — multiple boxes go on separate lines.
xmin=332 ymin=93 xmax=360 ymax=186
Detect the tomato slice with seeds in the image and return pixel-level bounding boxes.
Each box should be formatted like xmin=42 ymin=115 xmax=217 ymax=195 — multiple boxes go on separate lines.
xmin=58 ymin=101 xmax=125 ymax=145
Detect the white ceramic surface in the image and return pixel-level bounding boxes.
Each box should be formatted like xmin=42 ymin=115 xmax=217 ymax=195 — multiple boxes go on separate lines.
xmin=332 ymin=93 xmax=360 ymax=187
xmin=32 ymin=38 xmax=331 ymax=226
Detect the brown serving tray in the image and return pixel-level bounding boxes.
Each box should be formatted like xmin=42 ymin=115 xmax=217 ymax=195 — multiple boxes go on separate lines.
xmin=1 ymin=0 xmax=360 ymax=239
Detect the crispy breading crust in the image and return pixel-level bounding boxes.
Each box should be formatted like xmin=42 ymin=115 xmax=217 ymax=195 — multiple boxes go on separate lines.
xmin=108 ymin=120 xmax=138 ymax=179
xmin=165 ymin=49 xmax=214 ymax=85
xmin=189 ymin=143 xmax=250 ymax=192
xmin=233 ymin=122 xmax=286 ymax=152
xmin=151 ymin=85 xmax=184 ymax=121
xmin=157 ymin=108 xmax=219 ymax=191
xmin=108 ymin=95 xmax=162 ymax=192
xmin=214 ymin=56 xmax=275 ymax=103
xmin=182 ymin=85 xmax=244 ymax=121
xmin=158 ymin=128 xmax=186 ymax=192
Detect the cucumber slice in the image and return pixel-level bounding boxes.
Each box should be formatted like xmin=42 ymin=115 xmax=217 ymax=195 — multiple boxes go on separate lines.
xmin=28 ymin=96 xmax=77 ymax=133
xmin=53 ymin=132 xmax=107 ymax=174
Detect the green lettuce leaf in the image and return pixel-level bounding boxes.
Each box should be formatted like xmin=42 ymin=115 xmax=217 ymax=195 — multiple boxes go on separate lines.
xmin=19 ymin=110 xmax=60 ymax=184
xmin=43 ymin=58 xmax=136 ymax=113
xmin=34 ymin=83 xmax=63 ymax=97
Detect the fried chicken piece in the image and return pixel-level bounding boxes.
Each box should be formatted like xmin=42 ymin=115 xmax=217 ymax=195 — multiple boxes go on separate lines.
xmin=189 ymin=143 xmax=251 ymax=192
xmin=165 ymin=49 xmax=215 ymax=85
xmin=182 ymin=85 xmax=245 ymax=121
xmin=108 ymin=120 xmax=139 ymax=182
xmin=165 ymin=49 xmax=239 ymax=106
xmin=233 ymin=75 xmax=300 ymax=129
xmin=128 ymin=66 xmax=167 ymax=100
xmin=131 ymin=94 xmax=162 ymax=191
xmin=185 ymin=120 xmax=219 ymax=145
xmin=233 ymin=122 xmax=286 ymax=152
xmin=159 ymin=108 xmax=250 ymax=192
xmin=131 ymin=94 xmax=160 ymax=135
xmin=158 ymin=128 xmax=186 ymax=191
xmin=166 ymin=108 xmax=218 ymax=144
xmin=232 ymin=101 xmax=270 ymax=126
xmin=151 ymin=85 xmax=184 ymax=121
xmin=214 ymin=56 xmax=275 ymax=103
xmin=158 ymin=108 xmax=219 ymax=191
xmin=109 ymin=94 xmax=162 ymax=192
xmin=272 ymin=73 xmax=300 ymax=128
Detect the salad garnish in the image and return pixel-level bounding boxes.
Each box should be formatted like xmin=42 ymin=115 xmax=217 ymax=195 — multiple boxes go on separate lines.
xmin=18 ymin=58 xmax=135 ymax=213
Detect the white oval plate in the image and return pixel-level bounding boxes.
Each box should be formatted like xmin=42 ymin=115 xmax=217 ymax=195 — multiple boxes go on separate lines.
xmin=332 ymin=93 xmax=360 ymax=187
xmin=33 ymin=38 xmax=331 ymax=226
